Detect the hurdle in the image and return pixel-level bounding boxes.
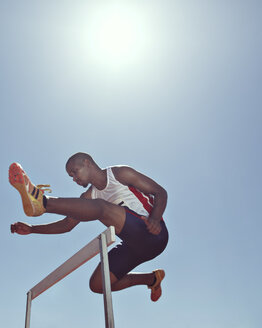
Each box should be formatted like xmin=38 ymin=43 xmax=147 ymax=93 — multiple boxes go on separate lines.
xmin=25 ymin=226 xmax=116 ymax=328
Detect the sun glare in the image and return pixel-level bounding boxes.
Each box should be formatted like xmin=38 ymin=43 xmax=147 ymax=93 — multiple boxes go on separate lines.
xmin=75 ymin=3 xmax=155 ymax=75
xmin=93 ymin=14 xmax=139 ymax=61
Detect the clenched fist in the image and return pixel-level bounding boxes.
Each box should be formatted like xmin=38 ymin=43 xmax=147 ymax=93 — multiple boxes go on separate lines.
xmin=11 ymin=222 xmax=32 ymax=235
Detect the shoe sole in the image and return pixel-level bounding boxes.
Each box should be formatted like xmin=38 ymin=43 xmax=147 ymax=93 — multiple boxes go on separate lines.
xmin=151 ymin=269 xmax=165 ymax=302
xmin=9 ymin=163 xmax=34 ymax=216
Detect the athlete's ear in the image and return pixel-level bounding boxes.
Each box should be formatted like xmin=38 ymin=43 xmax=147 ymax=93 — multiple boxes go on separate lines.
xmin=83 ymin=158 xmax=91 ymax=167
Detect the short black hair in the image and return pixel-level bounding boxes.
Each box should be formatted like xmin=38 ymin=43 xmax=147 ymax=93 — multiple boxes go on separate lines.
xmin=66 ymin=152 xmax=94 ymax=168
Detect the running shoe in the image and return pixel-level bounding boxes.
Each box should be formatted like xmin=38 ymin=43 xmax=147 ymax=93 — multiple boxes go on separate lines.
xmin=9 ymin=162 xmax=51 ymax=217
xmin=148 ymin=269 xmax=165 ymax=302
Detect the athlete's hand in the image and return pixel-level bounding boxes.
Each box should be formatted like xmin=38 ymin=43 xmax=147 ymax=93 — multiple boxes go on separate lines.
xmin=141 ymin=216 xmax=162 ymax=235
xmin=11 ymin=222 xmax=33 ymax=235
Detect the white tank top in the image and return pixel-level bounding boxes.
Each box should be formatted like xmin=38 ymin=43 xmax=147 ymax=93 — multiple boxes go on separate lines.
xmin=91 ymin=167 xmax=154 ymax=217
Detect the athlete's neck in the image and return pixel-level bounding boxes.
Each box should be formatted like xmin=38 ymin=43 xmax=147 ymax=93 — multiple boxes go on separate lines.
xmin=92 ymin=168 xmax=107 ymax=190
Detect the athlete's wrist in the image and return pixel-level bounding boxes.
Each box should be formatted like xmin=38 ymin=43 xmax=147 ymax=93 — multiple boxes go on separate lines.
xmin=148 ymin=215 xmax=161 ymax=223
xmin=30 ymin=225 xmax=37 ymax=233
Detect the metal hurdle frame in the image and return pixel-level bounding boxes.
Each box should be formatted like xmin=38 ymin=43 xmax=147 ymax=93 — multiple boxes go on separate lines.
xmin=24 ymin=226 xmax=115 ymax=328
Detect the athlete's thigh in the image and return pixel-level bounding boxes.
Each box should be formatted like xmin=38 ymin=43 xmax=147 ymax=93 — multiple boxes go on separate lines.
xmin=107 ymin=240 xmax=145 ymax=280
xmin=99 ymin=200 xmax=126 ymax=234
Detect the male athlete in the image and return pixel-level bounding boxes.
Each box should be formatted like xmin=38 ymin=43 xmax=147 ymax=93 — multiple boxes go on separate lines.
xmin=9 ymin=153 xmax=168 ymax=301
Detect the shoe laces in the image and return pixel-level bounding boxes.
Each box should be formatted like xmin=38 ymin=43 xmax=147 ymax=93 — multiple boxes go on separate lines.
xmin=36 ymin=184 xmax=52 ymax=193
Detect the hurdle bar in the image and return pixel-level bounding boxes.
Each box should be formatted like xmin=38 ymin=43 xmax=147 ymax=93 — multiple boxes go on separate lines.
xmin=25 ymin=226 xmax=116 ymax=328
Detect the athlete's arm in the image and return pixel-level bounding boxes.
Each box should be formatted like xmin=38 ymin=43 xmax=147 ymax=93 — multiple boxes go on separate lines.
xmin=80 ymin=186 xmax=92 ymax=200
xmin=11 ymin=216 xmax=80 ymax=235
xmin=112 ymin=166 xmax=167 ymax=234
xmin=10 ymin=189 xmax=93 ymax=235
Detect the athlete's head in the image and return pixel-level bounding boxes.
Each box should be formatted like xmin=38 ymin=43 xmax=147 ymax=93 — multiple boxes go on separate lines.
xmin=66 ymin=152 xmax=95 ymax=187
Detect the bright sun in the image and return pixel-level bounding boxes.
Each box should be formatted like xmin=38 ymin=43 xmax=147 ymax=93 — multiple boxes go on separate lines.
xmin=78 ymin=3 xmax=155 ymax=74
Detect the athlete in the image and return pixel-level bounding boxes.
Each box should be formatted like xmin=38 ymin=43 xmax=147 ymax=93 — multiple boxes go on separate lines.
xmin=9 ymin=152 xmax=169 ymax=301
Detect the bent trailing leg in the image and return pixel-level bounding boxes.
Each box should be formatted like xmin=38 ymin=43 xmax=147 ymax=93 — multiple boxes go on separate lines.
xmin=111 ymin=269 xmax=165 ymax=302
xmin=89 ymin=264 xmax=165 ymax=302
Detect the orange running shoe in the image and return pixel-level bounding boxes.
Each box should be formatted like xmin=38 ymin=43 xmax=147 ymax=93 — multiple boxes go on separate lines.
xmin=148 ymin=269 xmax=165 ymax=302
xmin=9 ymin=163 xmax=51 ymax=217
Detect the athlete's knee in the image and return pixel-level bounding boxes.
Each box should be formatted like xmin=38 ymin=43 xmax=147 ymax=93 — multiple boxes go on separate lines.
xmin=89 ymin=273 xmax=103 ymax=294
xmin=89 ymin=281 xmax=103 ymax=294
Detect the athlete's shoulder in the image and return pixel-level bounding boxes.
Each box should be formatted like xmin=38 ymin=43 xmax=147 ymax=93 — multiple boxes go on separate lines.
xmin=111 ymin=166 xmax=143 ymax=186
xmin=109 ymin=165 xmax=132 ymax=170
xmin=111 ymin=165 xmax=135 ymax=176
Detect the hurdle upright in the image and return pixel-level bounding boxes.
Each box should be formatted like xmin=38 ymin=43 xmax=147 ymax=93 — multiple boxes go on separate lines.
xmin=25 ymin=226 xmax=116 ymax=328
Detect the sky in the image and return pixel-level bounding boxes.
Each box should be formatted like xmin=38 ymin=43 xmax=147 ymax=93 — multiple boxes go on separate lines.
xmin=0 ymin=0 xmax=261 ymax=327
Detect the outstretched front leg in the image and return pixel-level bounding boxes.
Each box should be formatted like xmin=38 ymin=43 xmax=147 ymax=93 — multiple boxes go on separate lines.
xmin=9 ymin=163 xmax=126 ymax=234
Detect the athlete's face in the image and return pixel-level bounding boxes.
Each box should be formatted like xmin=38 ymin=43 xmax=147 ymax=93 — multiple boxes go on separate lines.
xmin=66 ymin=159 xmax=91 ymax=188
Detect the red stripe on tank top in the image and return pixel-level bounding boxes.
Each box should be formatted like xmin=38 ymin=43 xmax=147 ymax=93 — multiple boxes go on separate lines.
xmin=128 ymin=186 xmax=153 ymax=214
xmin=128 ymin=186 xmax=164 ymax=221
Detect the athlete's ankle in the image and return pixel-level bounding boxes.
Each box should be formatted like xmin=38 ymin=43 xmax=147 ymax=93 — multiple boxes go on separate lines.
xmin=43 ymin=195 xmax=47 ymax=208
xmin=148 ymin=272 xmax=156 ymax=287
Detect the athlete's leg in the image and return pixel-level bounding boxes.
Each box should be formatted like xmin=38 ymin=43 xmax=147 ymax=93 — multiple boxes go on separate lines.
xmin=111 ymin=270 xmax=165 ymax=302
xmin=89 ymin=263 xmax=155 ymax=294
xmin=89 ymin=263 xmax=165 ymax=302
xmin=111 ymin=272 xmax=156 ymax=291
xmin=89 ymin=209 xmax=168 ymax=301
xmin=8 ymin=162 xmax=125 ymax=233
xmin=46 ymin=197 xmax=126 ymax=234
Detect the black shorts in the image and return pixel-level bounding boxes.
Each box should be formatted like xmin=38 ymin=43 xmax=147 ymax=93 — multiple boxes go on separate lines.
xmin=108 ymin=207 xmax=169 ymax=280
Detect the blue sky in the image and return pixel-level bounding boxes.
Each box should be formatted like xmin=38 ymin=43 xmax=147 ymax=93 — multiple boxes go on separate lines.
xmin=1 ymin=1 xmax=261 ymax=327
